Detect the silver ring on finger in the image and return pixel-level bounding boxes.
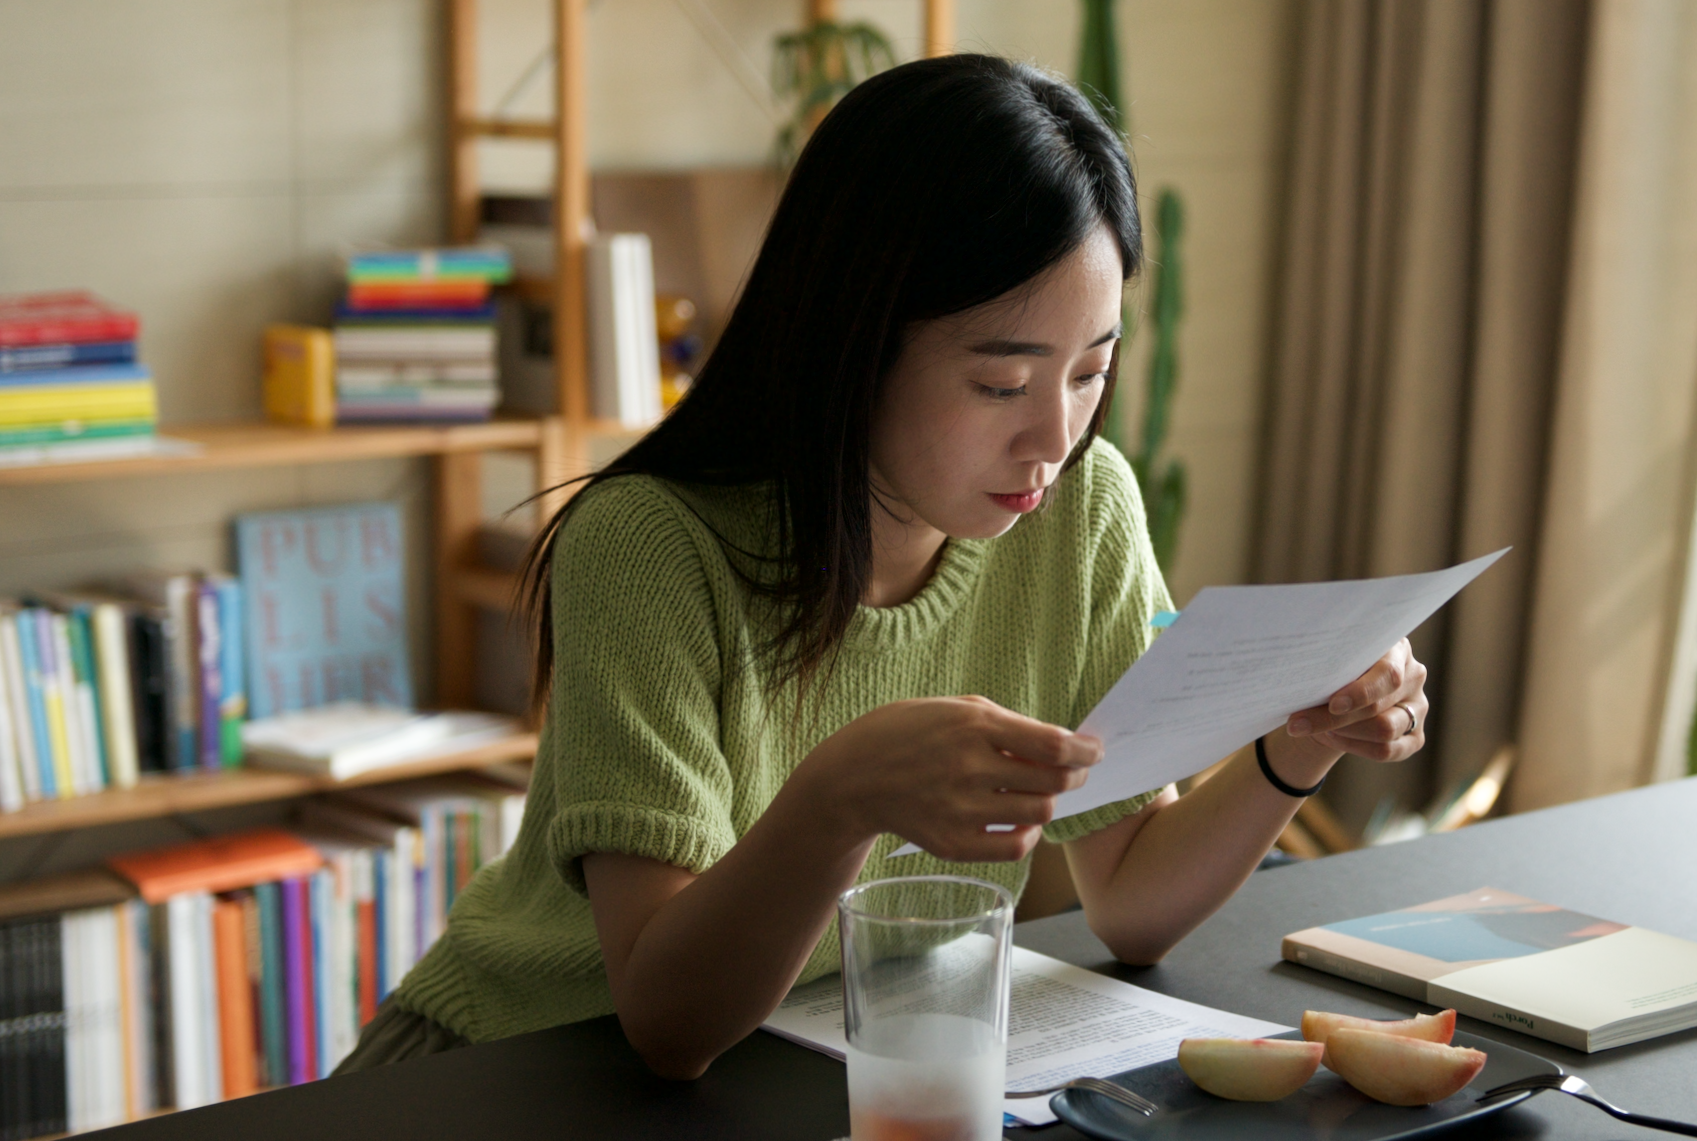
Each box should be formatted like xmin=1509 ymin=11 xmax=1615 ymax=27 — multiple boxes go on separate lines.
xmin=1396 ymin=702 xmax=1418 ymax=738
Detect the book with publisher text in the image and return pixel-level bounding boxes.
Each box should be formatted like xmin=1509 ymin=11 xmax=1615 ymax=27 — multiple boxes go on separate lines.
xmin=1283 ymin=886 xmax=1697 ymax=1052
xmin=235 ymin=502 xmax=413 ymax=718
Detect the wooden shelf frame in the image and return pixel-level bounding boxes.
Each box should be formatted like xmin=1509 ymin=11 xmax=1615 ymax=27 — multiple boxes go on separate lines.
xmin=446 ymin=0 xmax=957 ymax=421
xmin=0 ymin=731 xmax=539 ymax=841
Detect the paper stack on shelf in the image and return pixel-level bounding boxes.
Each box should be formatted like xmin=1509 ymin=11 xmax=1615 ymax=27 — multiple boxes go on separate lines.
xmin=241 ymin=704 xmax=517 ymax=780
xmin=0 ymin=291 xmax=159 ymax=464
xmin=332 ymin=247 xmax=510 ymax=424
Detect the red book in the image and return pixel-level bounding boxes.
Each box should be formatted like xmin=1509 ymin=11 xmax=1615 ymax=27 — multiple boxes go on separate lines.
xmin=345 ymin=282 xmax=489 ymax=308
xmin=108 ymin=828 xmax=324 ymax=904
xmin=0 ymin=290 xmax=139 ymax=347
xmin=357 ymin=895 xmax=377 ymax=1026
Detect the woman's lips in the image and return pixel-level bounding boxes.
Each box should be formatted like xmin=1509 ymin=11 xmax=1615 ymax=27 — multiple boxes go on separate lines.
xmin=989 ymin=488 xmax=1045 ymax=513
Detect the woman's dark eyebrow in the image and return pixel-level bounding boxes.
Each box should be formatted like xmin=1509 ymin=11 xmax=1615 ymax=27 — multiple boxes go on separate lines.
xmin=966 ymin=324 xmax=1123 ymax=358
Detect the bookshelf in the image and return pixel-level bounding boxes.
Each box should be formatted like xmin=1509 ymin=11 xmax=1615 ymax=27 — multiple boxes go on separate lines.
xmin=0 ymin=414 xmax=644 ymax=842
xmin=0 ymin=731 xmax=539 ymax=841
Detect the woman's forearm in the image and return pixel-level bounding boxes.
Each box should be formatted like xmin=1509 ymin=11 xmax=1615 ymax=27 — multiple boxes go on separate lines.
xmin=1068 ymin=738 xmax=1331 ymax=964
xmin=584 ymin=770 xmax=875 ymax=1079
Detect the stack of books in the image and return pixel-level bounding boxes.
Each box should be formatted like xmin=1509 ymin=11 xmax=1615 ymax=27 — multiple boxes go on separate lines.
xmin=0 ymin=291 xmax=156 ymax=463
xmin=0 ymin=788 xmax=527 ymax=1135
xmin=0 ymin=576 xmax=246 ymax=812
xmin=332 ymin=247 xmax=510 ymax=423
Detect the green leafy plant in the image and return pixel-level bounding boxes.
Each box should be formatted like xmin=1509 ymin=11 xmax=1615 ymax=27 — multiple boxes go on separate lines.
xmin=1131 ymin=190 xmax=1187 ymax=574
xmin=772 ymin=20 xmax=896 ymax=166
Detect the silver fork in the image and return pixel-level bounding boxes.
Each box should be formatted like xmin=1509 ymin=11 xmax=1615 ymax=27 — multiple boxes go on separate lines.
xmin=1006 ymin=1076 xmax=1159 ymax=1116
xmin=1479 ymin=1073 xmax=1697 ymax=1136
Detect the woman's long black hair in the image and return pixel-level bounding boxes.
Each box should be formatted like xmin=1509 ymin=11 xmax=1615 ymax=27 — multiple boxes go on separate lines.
xmin=525 ymin=54 xmax=1142 ymax=702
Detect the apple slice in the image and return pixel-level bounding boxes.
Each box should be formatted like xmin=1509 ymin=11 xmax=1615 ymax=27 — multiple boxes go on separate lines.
xmin=1177 ymin=1037 xmax=1324 ymax=1102
xmin=1324 ymin=1028 xmax=1487 ymax=1106
xmin=1302 ymin=1009 xmax=1457 ymax=1068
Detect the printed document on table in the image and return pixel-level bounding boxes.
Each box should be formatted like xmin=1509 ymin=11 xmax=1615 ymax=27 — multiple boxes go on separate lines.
xmin=889 ymin=549 xmax=1505 ymax=857
xmin=762 ymin=946 xmax=1287 ymax=1126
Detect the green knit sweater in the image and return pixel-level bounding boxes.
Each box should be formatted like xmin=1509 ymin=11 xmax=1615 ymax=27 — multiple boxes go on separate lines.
xmin=395 ymin=439 xmax=1172 ymax=1042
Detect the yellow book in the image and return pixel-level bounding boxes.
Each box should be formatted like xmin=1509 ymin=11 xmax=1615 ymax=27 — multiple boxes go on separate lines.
xmin=0 ymin=382 xmax=156 ymax=425
xmin=40 ymin=616 xmax=76 ymax=799
xmin=263 ymin=325 xmax=335 ymax=428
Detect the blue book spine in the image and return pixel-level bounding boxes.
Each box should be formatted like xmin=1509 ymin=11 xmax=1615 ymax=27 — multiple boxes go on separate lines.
xmin=0 ymin=361 xmax=151 ymax=388
xmin=14 ymin=610 xmax=57 ymax=798
xmin=372 ymin=850 xmax=389 ymax=999
xmin=215 ymin=578 xmax=246 ymax=766
xmin=310 ymin=871 xmax=330 ymax=1078
xmin=0 ymin=340 xmax=135 ymax=372
xmin=333 ymin=301 xmax=496 ymax=324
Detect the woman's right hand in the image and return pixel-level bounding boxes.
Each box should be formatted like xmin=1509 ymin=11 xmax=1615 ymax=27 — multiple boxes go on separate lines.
xmin=793 ymin=695 xmax=1102 ymax=862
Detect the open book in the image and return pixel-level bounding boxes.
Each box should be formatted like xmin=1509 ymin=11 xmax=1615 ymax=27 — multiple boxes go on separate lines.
xmin=1283 ymin=887 xmax=1697 ymax=1052
xmin=763 ymin=946 xmax=1284 ymax=1127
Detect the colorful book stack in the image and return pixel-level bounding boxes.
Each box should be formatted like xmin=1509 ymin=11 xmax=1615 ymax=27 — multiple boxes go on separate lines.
xmin=0 ymin=291 xmax=156 ymax=462
xmin=0 ymin=786 xmax=525 ymax=1138
xmin=332 ymin=247 xmax=511 ymax=423
xmin=0 ymin=577 xmax=247 ymax=813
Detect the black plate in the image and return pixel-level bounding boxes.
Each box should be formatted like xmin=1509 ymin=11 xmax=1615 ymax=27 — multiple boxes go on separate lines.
xmin=1050 ymin=1029 xmax=1557 ymax=1141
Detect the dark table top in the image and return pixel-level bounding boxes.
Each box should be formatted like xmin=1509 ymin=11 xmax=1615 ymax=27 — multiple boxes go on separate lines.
xmin=96 ymin=776 xmax=1697 ymax=1140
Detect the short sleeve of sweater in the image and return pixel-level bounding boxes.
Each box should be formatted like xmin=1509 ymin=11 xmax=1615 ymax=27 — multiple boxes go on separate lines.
xmin=1042 ymin=443 xmax=1176 ymax=844
xmin=542 ymin=478 xmax=734 ymax=895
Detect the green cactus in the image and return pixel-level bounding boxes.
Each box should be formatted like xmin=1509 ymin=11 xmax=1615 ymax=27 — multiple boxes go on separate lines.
xmin=1076 ymin=0 xmax=1125 ymax=135
xmin=1130 ymin=190 xmax=1187 ymax=574
xmin=1076 ymin=1 xmax=1187 ymax=572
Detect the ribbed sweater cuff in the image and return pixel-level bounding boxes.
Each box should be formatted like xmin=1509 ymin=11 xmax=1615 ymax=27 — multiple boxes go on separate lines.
xmin=550 ymin=802 xmax=733 ymax=895
xmin=1043 ymin=787 xmax=1166 ymax=844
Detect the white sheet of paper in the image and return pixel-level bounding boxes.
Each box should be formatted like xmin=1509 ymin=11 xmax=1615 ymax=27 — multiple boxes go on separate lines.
xmin=890 ymin=549 xmax=1506 ymax=857
xmin=761 ymin=945 xmax=1287 ymax=1126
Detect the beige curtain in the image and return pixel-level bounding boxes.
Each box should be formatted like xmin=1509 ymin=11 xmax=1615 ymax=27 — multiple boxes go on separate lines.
xmin=1512 ymin=1 xmax=1697 ymax=810
xmin=1256 ymin=0 xmax=1589 ymax=830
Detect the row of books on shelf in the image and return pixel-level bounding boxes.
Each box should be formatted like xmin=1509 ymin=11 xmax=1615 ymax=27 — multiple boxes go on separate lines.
xmin=0 ymin=575 xmax=247 ymax=811
xmin=0 ymin=772 xmax=525 ymax=1140
xmin=0 ymin=291 xmax=160 ymax=466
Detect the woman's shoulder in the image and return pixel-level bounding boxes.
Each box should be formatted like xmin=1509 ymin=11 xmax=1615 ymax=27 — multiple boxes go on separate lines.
xmin=1051 ymin=437 xmax=1149 ymax=537
xmin=554 ymin=474 xmax=767 ymax=583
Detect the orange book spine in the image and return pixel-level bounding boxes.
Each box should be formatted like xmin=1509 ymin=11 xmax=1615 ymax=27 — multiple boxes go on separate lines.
xmin=214 ymin=899 xmax=259 ymax=1099
xmin=357 ymin=897 xmax=377 ymax=1026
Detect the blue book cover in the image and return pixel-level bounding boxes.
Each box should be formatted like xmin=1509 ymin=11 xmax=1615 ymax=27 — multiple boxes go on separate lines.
xmin=0 ymin=340 xmax=135 ymax=372
xmin=310 ymin=870 xmax=330 ymax=1079
xmin=213 ymin=576 xmax=246 ymax=766
xmin=14 ymin=609 xmax=57 ymax=798
xmin=0 ymin=360 xmax=151 ymax=388
xmin=333 ymin=301 xmax=496 ymax=324
xmin=236 ymin=501 xmax=413 ymax=718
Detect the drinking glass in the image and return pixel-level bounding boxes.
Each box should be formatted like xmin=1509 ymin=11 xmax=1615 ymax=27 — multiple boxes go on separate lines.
xmin=839 ymin=875 xmax=1014 ymax=1141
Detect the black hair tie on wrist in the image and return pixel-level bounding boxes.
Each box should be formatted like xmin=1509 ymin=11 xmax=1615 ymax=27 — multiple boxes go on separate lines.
xmin=1256 ymin=734 xmax=1326 ymax=798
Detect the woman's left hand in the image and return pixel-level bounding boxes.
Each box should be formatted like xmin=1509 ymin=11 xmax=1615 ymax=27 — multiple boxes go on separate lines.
xmin=1265 ymin=638 xmax=1429 ymax=783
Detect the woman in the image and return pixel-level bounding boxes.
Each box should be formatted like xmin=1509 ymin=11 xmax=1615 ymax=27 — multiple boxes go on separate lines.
xmin=339 ymin=53 xmax=1429 ymax=1079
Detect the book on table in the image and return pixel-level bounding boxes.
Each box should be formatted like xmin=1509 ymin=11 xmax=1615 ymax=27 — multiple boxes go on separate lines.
xmin=1283 ymin=886 xmax=1697 ymax=1052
